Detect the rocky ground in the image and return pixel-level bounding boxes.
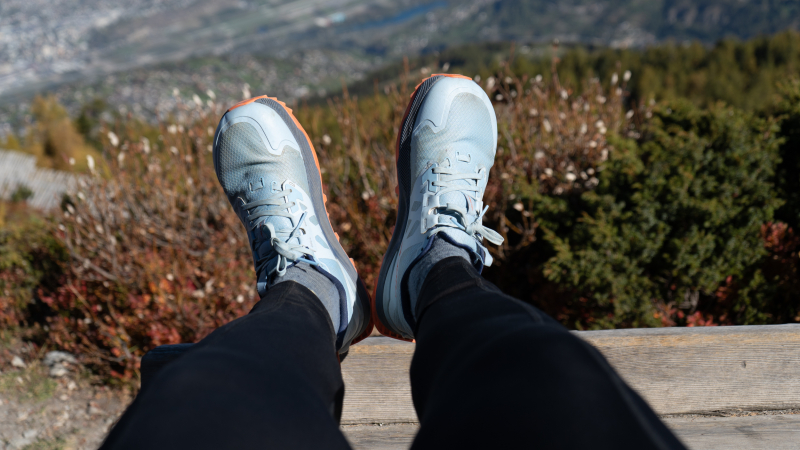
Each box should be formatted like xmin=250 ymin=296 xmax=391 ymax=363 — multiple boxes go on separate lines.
xmin=0 ymin=353 xmax=130 ymax=450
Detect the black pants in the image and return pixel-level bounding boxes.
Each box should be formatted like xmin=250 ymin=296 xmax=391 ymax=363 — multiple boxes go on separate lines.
xmin=102 ymin=257 xmax=686 ymax=449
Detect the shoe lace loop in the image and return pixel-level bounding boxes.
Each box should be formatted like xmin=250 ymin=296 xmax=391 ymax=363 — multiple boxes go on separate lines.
xmin=431 ymin=166 xmax=504 ymax=246
xmin=244 ymin=189 xmax=318 ymax=277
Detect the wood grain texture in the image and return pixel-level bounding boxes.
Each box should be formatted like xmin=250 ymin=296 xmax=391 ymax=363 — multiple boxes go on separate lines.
xmin=340 ymin=415 xmax=800 ymax=450
xmin=341 ymin=337 xmax=417 ymax=424
xmin=578 ymin=324 xmax=800 ymax=414
xmin=342 ymin=423 xmax=418 ymax=450
xmin=664 ymin=414 xmax=800 ymax=450
xmin=341 ymin=325 xmax=800 ymax=424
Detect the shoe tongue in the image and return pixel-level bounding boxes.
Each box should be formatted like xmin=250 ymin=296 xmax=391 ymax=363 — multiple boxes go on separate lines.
xmin=437 ymin=158 xmax=476 ymax=223
xmin=248 ymin=181 xmax=296 ymax=237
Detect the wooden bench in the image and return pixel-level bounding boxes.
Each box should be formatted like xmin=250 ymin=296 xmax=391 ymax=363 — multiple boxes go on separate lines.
xmin=142 ymin=325 xmax=800 ymax=449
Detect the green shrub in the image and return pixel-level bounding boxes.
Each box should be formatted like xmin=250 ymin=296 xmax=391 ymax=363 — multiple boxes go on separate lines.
xmin=536 ymin=100 xmax=782 ymax=327
xmin=10 ymin=184 xmax=33 ymax=203
xmin=0 ymin=209 xmax=68 ymax=330
xmin=773 ymin=78 xmax=800 ymax=230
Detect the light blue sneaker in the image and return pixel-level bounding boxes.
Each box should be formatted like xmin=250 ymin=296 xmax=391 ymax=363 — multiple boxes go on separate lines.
xmin=213 ymin=96 xmax=373 ymax=355
xmin=374 ymin=75 xmax=504 ymax=340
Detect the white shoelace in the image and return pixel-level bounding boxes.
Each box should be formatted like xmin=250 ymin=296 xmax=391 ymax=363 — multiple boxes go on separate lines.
xmin=430 ymin=166 xmax=504 ymax=246
xmin=245 ymin=188 xmax=318 ymax=277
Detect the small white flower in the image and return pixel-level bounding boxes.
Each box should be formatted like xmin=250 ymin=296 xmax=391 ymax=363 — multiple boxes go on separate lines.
xmin=580 ymin=123 xmax=588 ymax=135
xmin=495 ymin=94 xmax=504 ymax=101
xmin=86 ymin=155 xmax=95 ymax=172
xmin=566 ymin=173 xmax=577 ymax=182
xmin=601 ymin=149 xmax=609 ymax=161
xmin=170 ymin=146 xmax=178 ymax=155
xmin=473 ymin=74 xmax=481 ymax=82
xmin=322 ymin=134 xmax=332 ymax=145
xmin=167 ymin=124 xmax=177 ymax=134
xmin=560 ymin=89 xmax=568 ymax=100
xmin=242 ymin=84 xmax=251 ymax=99
xmin=193 ymin=94 xmax=202 ymax=106
xmin=542 ymin=119 xmax=552 ymax=133
xmin=172 ymin=87 xmax=179 ymax=97
xmin=535 ymin=74 xmax=543 ymax=83
xmin=206 ymin=89 xmax=216 ymax=100
xmin=513 ymin=202 xmax=524 ymax=211
xmin=596 ymin=95 xmax=606 ymax=104
xmin=623 ymin=70 xmax=632 ymax=82
xmin=595 ymin=120 xmax=605 ymax=129
xmin=529 ymin=108 xmax=538 ymax=117
xmin=611 ymin=73 xmax=619 ymax=85
xmin=544 ymin=168 xmax=553 ymax=176
xmin=117 ymin=152 xmax=125 ymax=164
xmin=141 ymin=137 xmax=151 ymax=154
xmin=68 ymin=157 xmax=75 ymax=165
xmin=107 ymin=131 xmax=119 ymax=147
xmin=487 ymin=77 xmax=496 ymax=89
xmin=236 ymin=295 xmax=245 ymax=304
xmin=599 ymin=126 xmax=607 ymax=135
xmin=534 ymin=151 xmax=545 ymax=160
xmin=626 ymin=110 xmax=635 ymax=120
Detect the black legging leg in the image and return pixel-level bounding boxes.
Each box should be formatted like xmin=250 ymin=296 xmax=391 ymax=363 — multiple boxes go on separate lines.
xmin=409 ymin=257 xmax=687 ymax=450
xmin=101 ymin=281 xmax=351 ymax=450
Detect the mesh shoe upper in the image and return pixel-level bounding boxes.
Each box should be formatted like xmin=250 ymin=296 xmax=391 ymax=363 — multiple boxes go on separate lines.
xmin=377 ymin=76 xmax=504 ymax=339
xmin=213 ymin=99 xmax=371 ymax=352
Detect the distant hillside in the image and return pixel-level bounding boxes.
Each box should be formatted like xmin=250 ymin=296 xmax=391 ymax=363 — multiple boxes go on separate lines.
xmin=2 ymin=0 xmax=798 ymax=103
xmin=446 ymin=0 xmax=800 ymax=48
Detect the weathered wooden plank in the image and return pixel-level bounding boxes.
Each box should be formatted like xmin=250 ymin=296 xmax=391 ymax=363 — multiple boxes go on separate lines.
xmin=340 ymin=415 xmax=800 ymax=450
xmin=342 ymin=423 xmax=418 ymax=450
xmin=664 ymin=414 xmax=800 ymax=450
xmin=579 ymin=325 xmax=800 ymax=415
xmin=340 ymin=325 xmax=800 ymax=422
xmin=341 ymin=337 xmax=417 ymax=424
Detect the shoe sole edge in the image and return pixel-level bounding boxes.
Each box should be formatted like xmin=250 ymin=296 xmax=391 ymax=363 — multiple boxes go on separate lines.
xmin=373 ymin=74 xmax=473 ymax=341
xmin=217 ymin=96 xmax=374 ymax=347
